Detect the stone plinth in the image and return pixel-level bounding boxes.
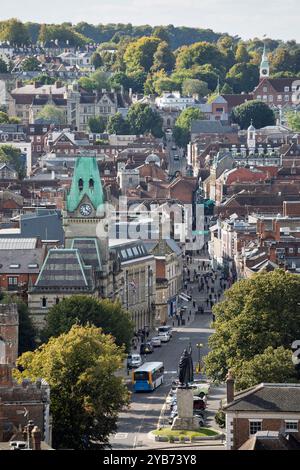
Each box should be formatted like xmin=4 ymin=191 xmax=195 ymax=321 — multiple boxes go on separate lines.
xmin=171 ymin=387 xmax=199 ymax=431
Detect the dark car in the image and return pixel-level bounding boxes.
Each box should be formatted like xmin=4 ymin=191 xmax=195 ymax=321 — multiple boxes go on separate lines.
xmin=140 ymin=342 xmax=153 ymax=354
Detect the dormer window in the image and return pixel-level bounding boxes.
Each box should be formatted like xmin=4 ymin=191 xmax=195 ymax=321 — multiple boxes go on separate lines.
xmin=78 ymin=178 xmax=83 ymax=191
xmin=89 ymin=178 xmax=94 ymax=189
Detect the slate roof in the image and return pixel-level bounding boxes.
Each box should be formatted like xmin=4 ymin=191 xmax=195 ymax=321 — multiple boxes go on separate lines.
xmin=33 ymin=248 xmax=95 ymax=291
xmin=224 ymin=383 xmax=300 ymax=412
xmin=221 ymin=94 xmax=253 ymax=108
xmin=71 ymin=238 xmax=102 ymax=271
xmin=191 ymin=120 xmax=236 ymax=134
xmin=0 ymin=246 xmax=44 ymax=274
xmin=109 ymin=239 xmax=150 ymax=263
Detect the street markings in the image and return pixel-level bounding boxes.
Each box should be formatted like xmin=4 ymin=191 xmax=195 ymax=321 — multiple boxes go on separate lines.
xmin=114 ymin=433 xmax=128 ymax=439
xmin=179 ymin=337 xmax=190 ymax=340
xmin=164 ymin=370 xmax=177 ymax=374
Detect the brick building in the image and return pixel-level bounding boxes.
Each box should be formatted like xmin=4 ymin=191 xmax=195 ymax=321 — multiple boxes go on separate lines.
xmin=0 ymin=303 xmax=51 ymax=445
xmin=223 ymin=375 xmax=300 ymax=450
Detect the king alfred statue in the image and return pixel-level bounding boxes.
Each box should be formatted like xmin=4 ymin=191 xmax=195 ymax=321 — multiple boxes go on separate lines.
xmin=178 ymin=348 xmax=194 ymax=387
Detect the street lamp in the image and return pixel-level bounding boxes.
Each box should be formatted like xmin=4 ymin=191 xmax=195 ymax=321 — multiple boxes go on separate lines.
xmin=196 ymin=343 xmax=203 ymax=374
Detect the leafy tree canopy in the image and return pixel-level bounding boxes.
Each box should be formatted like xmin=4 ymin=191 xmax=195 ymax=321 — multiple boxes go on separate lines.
xmin=286 ymin=111 xmax=300 ymax=132
xmin=173 ymin=107 xmax=204 ymax=147
xmin=42 ymin=295 xmax=134 ymax=352
xmin=182 ymin=78 xmax=209 ymax=97
xmin=21 ymin=56 xmax=41 ymax=72
xmin=36 ymin=104 xmax=66 ymax=125
xmin=205 ymin=270 xmax=300 ymax=388
xmin=124 ymin=36 xmax=161 ymax=73
xmin=106 ymin=112 xmax=131 ymax=135
xmin=126 ymin=102 xmax=163 ymax=137
xmin=231 ymin=99 xmax=275 ymax=129
xmin=15 ymin=325 xmax=130 ymax=449
xmin=88 ymin=116 xmax=106 ymax=133
xmin=0 ymin=144 xmax=25 ymax=179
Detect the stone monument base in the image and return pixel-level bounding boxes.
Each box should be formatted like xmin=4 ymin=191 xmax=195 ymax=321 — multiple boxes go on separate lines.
xmin=171 ymin=387 xmax=200 ymax=431
xmin=171 ymin=416 xmax=200 ymax=431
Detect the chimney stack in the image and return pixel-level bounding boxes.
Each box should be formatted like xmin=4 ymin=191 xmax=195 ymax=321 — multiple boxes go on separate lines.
xmin=32 ymin=425 xmax=42 ymax=450
xmin=226 ymin=370 xmax=235 ymax=404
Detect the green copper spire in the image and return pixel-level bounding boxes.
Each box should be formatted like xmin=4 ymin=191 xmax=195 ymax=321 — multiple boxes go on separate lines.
xmin=67 ymin=156 xmax=104 ymax=212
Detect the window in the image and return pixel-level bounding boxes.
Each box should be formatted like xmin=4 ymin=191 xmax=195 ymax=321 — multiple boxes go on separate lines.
xmin=289 ymin=248 xmax=294 ymax=254
xmin=78 ymin=178 xmax=83 ymax=191
xmin=268 ymin=95 xmax=273 ymax=102
xmin=263 ymin=87 xmax=268 ymax=92
xmin=8 ymin=277 xmax=18 ymax=286
xmin=284 ymin=86 xmax=290 ymax=92
xmin=42 ymin=297 xmax=47 ymax=308
xmin=55 ymin=297 xmax=60 ymax=305
xmin=278 ymin=95 xmax=282 ymax=101
xmin=256 ymin=95 xmax=261 ymax=100
xmin=249 ymin=421 xmax=262 ymax=435
xmin=89 ymin=178 xmax=94 ymax=189
xmin=285 ymin=421 xmax=298 ymax=432
xmin=285 ymin=95 xmax=289 ymax=101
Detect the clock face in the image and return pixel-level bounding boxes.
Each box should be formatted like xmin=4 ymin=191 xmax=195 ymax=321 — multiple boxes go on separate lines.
xmin=79 ymin=203 xmax=92 ymax=216
xmin=261 ymin=69 xmax=268 ymax=75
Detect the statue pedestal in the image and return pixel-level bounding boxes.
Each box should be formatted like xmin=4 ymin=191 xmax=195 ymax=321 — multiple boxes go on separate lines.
xmin=171 ymin=387 xmax=199 ymax=431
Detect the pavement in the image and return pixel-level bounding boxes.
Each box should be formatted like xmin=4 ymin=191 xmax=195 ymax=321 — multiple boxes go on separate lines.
xmin=110 ymin=250 xmax=228 ymax=450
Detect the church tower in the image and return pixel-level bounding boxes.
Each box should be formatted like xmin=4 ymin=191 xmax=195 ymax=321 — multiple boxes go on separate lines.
xmin=63 ymin=156 xmax=109 ymax=266
xmin=260 ymin=43 xmax=270 ymax=79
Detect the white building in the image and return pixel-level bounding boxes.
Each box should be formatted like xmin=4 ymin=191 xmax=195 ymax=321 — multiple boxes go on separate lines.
xmin=155 ymin=91 xmax=197 ymax=111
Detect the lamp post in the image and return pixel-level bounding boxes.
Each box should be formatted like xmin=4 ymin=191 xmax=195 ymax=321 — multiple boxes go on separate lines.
xmin=196 ymin=343 xmax=203 ymax=374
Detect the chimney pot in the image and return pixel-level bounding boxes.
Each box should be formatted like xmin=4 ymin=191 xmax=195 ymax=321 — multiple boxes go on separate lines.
xmin=31 ymin=425 xmax=42 ymax=451
xmin=226 ymin=369 xmax=235 ymax=404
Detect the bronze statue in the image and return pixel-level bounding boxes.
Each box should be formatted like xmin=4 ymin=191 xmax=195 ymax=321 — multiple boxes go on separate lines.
xmin=178 ymin=348 xmax=194 ymax=387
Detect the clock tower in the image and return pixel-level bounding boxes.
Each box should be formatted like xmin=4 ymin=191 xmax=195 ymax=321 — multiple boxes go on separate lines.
xmin=63 ymin=156 xmax=109 ymax=266
xmin=260 ymin=43 xmax=270 ymax=79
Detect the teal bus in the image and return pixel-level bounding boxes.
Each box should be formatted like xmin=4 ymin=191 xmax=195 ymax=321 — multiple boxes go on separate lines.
xmin=132 ymin=362 xmax=164 ymax=392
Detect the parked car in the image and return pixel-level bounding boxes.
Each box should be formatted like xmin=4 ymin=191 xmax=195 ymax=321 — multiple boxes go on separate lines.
xmin=127 ymin=353 xmax=143 ymax=369
xmin=158 ymin=326 xmax=173 ymax=338
xmin=151 ymin=336 xmax=162 ymax=347
xmin=158 ymin=332 xmax=170 ymax=343
xmin=140 ymin=342 xmax=153 ymax=354
xmin=193 ymin=396 xmax=206 ymax=411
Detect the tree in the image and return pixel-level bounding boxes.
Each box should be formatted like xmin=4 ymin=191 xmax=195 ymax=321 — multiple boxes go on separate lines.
xmin=220 ymin=83 xmax=233 ymax=94
xmin=235 ymin=44 xmax=250 ymax=63
xmin=232 ymin=347 xmax=297 ymax=391
xmin=231 ymin=100 xmax=275 ymax=129
xmin=0 ymin=18 xmax=30 ymax=46
xmin=108 ymin=72 xmax=133 ymax=91
xmin=175 ymin=41 xmax=226 ymax=70
xmin=90 ymin=70 xmax=109 ymax=91
xmin=0 ymin=293 xmax=36 ymax=355
xmin=0 ymin=58 xmax=7 ymax=73
xmin=226 ymin=63 xmax=259 ymax=93
xmin=151 ymin=41 xmax=175 ymax=73
xmin=152 ymin=26 xmax=171 ymax=44
xmin=286 ymin=111 xmax=300 ymax=131
xmin=182 ymin=79 xmax=209 ymax=97
xmin=33 ymin=74 xmax=56 ymax=85
xmin=78 ymin=76 xmax=97 ymax=92
xmin=42 ymin=295 xmax=134 ymax=352
xmin=21 ymin=57 xmax=40 ymax=72
xmin=91 ymin=52 xmax=103 ymax=69
xmin=36 ymin=104 xmax=66 ymax=125
xmin=124 ymin=36 xmax=161 ymax=73
xmin=173 ymin=107 xmax=204 ymax=147
xmin=0 ymin=111 xmax=10 ymax=123
xmin=15 ymin=325 xmax=130 ymax=449
xmin=106 ymin=112 xmax=131 ymax=135
xmin=0 ymin=144 xmax=25 ymax=179
xmin=88 ymin=116 xmax=106 ymax=133
xmin=205 ymin=270 xmax=300 ymax=388
xmin=126 ymin=102 xmax=163 ymax=137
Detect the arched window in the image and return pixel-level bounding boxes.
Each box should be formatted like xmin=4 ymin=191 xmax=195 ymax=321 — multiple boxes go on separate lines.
xmin=78 ymin=178 xmax=83 ymax=191
xmin=89 ymin=178 xmax=94 ymax=189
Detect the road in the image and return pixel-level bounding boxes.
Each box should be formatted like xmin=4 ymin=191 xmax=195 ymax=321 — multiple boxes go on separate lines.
xmin=110 ymin=254 xmax=229 ymax=450
xmin=165 ymin=132 xmax=187 ymax=176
